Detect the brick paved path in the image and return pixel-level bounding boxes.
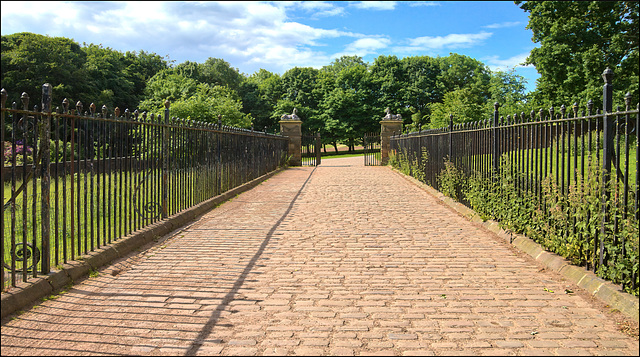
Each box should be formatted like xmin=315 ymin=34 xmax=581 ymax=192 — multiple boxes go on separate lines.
xmin=1 ymin=156 xmax=638 ymax=356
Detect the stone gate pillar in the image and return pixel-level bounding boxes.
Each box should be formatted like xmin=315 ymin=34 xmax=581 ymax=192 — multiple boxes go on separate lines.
xmin=380 ymin=108 xmax=403 ymax=165
xmin=279 ymin=108 xmax=302 ymax=166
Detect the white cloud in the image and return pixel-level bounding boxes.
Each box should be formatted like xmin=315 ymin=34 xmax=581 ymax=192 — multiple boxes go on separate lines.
xmin=312 ymin=7 xmax=347 ymax=18
xmin=483 ymin=52 xmax=532 ymax=71
xmin=0 ymin=1 xmax=362 ymax=74
xmin=350 ymin=1 xmax=397 ymax=10
xmin=349 ymin=38 xmax=391 ymax=51
xmin=395 ymin=32 xmax=493 ymax=53
xmin=408 ymin=2 xmax=441 ymax=7
xmin=483 ymin=21 xmax=522 ymax=29
xmin=336 ymin=37 xmax=391 ymax=57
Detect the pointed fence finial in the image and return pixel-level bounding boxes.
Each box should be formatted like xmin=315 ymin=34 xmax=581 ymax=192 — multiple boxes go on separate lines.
xmin=21 ymin=92 xmax=29 ymax=108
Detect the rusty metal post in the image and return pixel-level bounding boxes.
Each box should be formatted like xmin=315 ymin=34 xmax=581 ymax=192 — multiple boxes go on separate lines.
xmin=39 ymin=84 xmax=52 ymax=274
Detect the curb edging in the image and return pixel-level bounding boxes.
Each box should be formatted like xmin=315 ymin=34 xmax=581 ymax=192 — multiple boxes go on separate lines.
xmin=391 ymin=167 xmax=639 ymax=323
xmin=1 ymin=167 xmax=286 ymax=321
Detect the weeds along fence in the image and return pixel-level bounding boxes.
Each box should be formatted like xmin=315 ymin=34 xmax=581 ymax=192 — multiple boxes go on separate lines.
xmin=1 ymin=84 xmax=289 ymax=290
xmin=390 ymin=69 xmax=639 ymax=295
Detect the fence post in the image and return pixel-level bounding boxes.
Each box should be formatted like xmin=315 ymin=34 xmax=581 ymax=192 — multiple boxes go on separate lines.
xmin=40 ymin=84 xmax=52 ymax=274
xmin=492 ymin=102 xmax=500 ymax=176
xmin=162 ymin=100 xmax=169 ymax=219
xmin=599 ymin=68 xmax=614 ymax=267
xmin=315 ymin=132 xmax=321 ymax=166
xmin=1 ymin=88 xmax=6 ymax=288
xmin=448 ymin=114 xmax=453 ymax=160
xmin=217 ymin=115 xmax=222 ymax=194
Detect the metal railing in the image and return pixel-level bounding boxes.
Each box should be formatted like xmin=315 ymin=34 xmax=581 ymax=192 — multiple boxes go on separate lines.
xmin=1 ymin=85 xmax=289 ymax=290
xmin=363 ymin=132 xmax=381 ymax=166
xmin=302 ymin=133 xmax=321 ymax=166
xmin=391 ymin=70 xmax=638 ymax=291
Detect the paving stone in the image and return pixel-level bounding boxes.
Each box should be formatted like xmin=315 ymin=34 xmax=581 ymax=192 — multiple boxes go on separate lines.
xmin=1 ymin=157 xmax=637 ymax=357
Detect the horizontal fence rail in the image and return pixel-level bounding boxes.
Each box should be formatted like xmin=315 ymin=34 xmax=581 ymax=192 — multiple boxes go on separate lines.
xmin=1 ymin=85 xmax=289 ymax=290
xmin=391 ymin=73 xmax=639 ymax=295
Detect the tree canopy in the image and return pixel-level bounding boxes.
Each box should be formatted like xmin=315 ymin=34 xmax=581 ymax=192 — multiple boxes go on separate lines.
xmin=3 ymin=31 xmax=538 ymax=145
xmin=516 ymin=0 xmax=639 ymax=106
xmin=1 ymin=32 xmax=168 ymax=111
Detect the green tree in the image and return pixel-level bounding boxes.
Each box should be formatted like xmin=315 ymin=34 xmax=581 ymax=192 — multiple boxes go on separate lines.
xmin=486 ymin=69 xmax=533 ymax=118
xmin=123 ymin=50 xmax=168 ymax=107
xmin=400 ymin=55 xmax=443 ymax=129
xmin=139 ymin=69 xmax=200 ymax=112
xmin=280 ymin=67 xmax=322 ymax=109
xmin=81 ymin=43 xmax=136 ymax=110
xmin=322 ymin=55 xmax=368 ymax=74
xmin=517 ymin=1 xmax=639 ymax=106
xmin=429 ymin=88 xmax=487 ymax=128
xmin=369 ymin=55 xmax=407 ymax=117
xmin=170 ymin=84 xmax=251 ymax=127
xmin=200 ymin=57 xmax=244 ymax=93
xmin=239 ymin=69 xmax=283 ymax=132
xmin=1 ymin=32 xmax=88 ymax=106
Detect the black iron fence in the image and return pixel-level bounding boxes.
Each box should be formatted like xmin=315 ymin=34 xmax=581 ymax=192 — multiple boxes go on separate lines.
xmin=1 ymin=85 xmax=289 ymax=290
xmin=363 ymin=132 xmax=381 ymax=166
xmin=391 ymin=70 xmax=639 ymax=294
xmin=302 ymin=133 xmax=321 ymax=166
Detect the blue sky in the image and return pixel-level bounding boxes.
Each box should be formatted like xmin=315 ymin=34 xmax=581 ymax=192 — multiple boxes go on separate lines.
xmin=1 ymin=1 xmax=540 ymax=92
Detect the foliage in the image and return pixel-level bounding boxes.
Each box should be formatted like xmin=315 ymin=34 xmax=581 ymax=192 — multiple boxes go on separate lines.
xmin=139 ymin=70 xmax=250 ymax=127
xmin=429 ymin=88 xmax=486 ymax=128
xmin=516 ymin=1 xmax=639 ymax=106
xmin=2 ymin=32 xmax=536 ymax=141
xmin=1 ymin=32 xmax=168 ymax=111
xmin=436 ymin=159 xmax=466 ymax=201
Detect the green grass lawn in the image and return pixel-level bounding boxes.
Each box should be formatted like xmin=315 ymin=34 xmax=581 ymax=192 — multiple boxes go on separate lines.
xmin=322 ymin=152 xmax=366 ymax=159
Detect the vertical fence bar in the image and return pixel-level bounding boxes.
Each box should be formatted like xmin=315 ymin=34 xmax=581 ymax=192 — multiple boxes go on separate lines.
xmin=10 ymin=100 xmax=17 ymax=286
xmin=163 ymin=102 xmax=169 ymax=219
xmin=600 ymin=68 xmax=614 ymax=268
xmin=39 ymin=84 xmax=52 ymax=274
xmin=492 ymin=103 xmax=500 ymax=178
xmin=1 ymin=89 xmax=5 ymax=289
xmin=20 ymin=93 xmax=29 ymax=281
xmin=315 ymin=132 xmax=321 ymax=166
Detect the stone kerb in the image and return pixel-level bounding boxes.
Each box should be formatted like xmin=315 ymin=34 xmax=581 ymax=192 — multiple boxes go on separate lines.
xmin=279 ymin=108 xmax=302 ymax=166
xmin=380 ymin=108 xmax=403 ymax=165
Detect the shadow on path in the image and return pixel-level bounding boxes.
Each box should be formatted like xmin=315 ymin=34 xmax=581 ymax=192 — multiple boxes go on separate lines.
xmin=184 ymin=166 xmax=317 ymax=356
